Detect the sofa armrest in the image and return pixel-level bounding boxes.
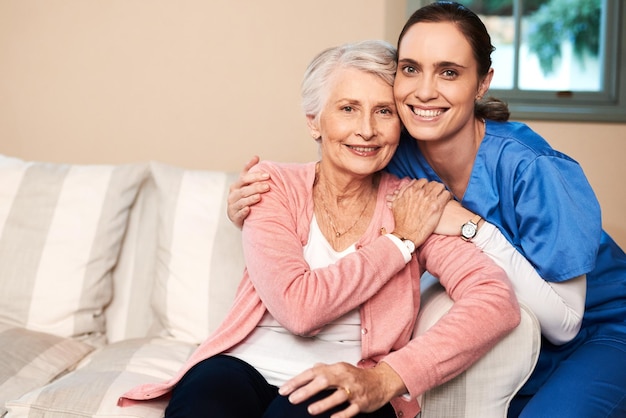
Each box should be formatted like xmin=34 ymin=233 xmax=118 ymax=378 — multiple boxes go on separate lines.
xmin=414 ymin=273 xmax=541 ymax=418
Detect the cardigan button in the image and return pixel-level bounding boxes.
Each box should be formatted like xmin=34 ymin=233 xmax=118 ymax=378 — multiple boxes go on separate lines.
xmin=361 ymin=328 xmax=368 ymax=335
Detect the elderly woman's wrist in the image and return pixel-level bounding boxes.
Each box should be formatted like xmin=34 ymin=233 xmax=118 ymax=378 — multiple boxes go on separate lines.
xmin=374 ymin=362 xmax=408 ymax=400
xmin=386 ymin=234 xmax=414 ymax=263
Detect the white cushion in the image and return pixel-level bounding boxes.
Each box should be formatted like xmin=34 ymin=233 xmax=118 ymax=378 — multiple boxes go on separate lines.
xmin=0 ymin=155 xmax=147 ymax=339
xmin=5 ymin=337 xmax=195 ymax=418
xmin=150 ymin=162 xmax=244 ymax=344
xmin=415 ymin=273 xmax=541 ymax=418
xmin=0 ymin=323 xmax=94 ymax=416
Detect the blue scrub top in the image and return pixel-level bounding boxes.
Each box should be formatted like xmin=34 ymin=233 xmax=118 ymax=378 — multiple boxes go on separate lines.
xmin=386 ymin=120 xmax=626 ymax=347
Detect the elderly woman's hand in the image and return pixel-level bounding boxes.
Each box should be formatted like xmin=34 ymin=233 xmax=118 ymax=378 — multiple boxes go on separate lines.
xmin=390 ymin=179 xmax=452 ymax=247
xmin=278 ymin=362 xmax=405 ymax=417
xmin=226 ymin=155 xmax=270 ymax=228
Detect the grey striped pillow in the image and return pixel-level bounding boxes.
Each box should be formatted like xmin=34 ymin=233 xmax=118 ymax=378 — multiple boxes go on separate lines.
xmin=0 ymin=323 xmax=94 ymax=416
xmin=5 ymin=337 xmax=195 ymax=417
xmin=0 ymin=155 xmax=148 ymax=339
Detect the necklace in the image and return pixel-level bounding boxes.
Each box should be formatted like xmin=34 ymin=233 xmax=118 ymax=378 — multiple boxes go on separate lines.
xmin=317 ymin=188 xmax=372 ymax=238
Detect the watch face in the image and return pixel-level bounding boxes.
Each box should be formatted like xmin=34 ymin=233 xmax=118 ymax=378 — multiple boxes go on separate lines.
xmin=462 ymin=223 xmax=476 ymax=238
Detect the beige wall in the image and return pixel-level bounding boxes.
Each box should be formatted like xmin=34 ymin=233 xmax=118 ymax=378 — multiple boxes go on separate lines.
xmin=0 ymin=0 xmax=395 ymax=170
xmin=1 ymin=1 xmax=625 ymax=247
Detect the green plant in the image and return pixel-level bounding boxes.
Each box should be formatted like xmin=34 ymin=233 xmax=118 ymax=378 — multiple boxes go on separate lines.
xmin=526 ymin=0 xmax=601 ymax=75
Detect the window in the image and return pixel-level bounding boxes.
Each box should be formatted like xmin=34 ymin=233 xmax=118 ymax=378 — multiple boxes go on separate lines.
xmin=405 ymin=0 xmax=626 ymax=122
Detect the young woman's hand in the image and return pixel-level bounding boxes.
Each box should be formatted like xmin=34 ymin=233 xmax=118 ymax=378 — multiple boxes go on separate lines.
xmin=226 ymin=155 xmax=270 ymax=228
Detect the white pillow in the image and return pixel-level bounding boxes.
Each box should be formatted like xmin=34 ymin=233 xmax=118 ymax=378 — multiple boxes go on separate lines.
xmin=415 ymin=273 xmax=541 ymax=418
xmin=0 ymin=155 xmax=148 ymax=338
xmin=150 ymin=162 xmax=244 ymax=344
xmin=0 ymin=323 xmax=95 ymax=416
xmin=5 ymin=337 xmax=195 ymax=418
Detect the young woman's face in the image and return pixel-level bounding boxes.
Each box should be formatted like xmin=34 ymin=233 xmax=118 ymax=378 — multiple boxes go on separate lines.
xmin=308 ymin=67 xmax=401 ymax=177
xmin=394 ymin=21 xmax=491 ymax=143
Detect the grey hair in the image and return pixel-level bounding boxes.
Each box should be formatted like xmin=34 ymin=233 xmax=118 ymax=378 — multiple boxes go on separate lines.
xmin=301 ymin=40 xmax=397 ymax=120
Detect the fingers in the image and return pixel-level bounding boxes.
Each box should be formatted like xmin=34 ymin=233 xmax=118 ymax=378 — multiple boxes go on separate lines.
xmin=278 ymin=363 xmax=389 ymax=418
xmin=319 ymin=390 xmax=362 ymax=418
xmin=227 ymin=200 xmax=252 ymax=228
xmin=386 ymin=179 xmax=448 ymax=205
xmin=304 ymin=387 xmax=356 ymax=417
xmin=227 ymin=156 xmax=263 ymax=200
xmin=403 ymin=180 xmax=451 ymax=209
xmin=278 ymin=367 xmax=317 ymax=398
xmin=391 ymin=180 xmax=452 ymax=246
xmin=279 ymin=364 xmax=357 ymax=416
xmin=227 ymin=175 xmax=270 ymax=206
xmin=385 ymin=188 xmax=401 ymax=208
xmin=390 ymin=180 xmax=449 ymax=204
xmin=227 ymin=186 xmax=267 ymax=227
xmin=226 ymin=156 xmax=270 ymax=227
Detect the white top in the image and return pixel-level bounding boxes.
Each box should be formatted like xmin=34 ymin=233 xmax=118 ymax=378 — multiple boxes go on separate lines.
xmin=226 ymin=215 xmax=362 ymax=387
xmin=472 ymin=222 xmax=585 ymax=345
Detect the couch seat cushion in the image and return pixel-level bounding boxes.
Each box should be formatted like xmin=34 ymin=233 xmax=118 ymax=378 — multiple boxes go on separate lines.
xmin=5 ymin=337 xmax=195 ymax=417
xmin=0 ymin=323 xmax=94 ymax=416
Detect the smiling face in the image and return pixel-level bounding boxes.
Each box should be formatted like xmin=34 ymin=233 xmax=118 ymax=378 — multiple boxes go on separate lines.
xmin=394 ymin=21 xmax=493 ymax=144
xmin=308 ymin=67 xmax=401 ymax=179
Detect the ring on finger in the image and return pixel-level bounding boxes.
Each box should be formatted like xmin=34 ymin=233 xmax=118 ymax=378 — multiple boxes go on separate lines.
xmin=342 ymin=386 xmax=352 ymax=399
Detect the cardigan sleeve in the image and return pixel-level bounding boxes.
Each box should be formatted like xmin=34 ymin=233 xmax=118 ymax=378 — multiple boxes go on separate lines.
xmin=381 ymin=234 xmax=520 ymax=399
xmin=242 ymin=162 xmax=409 ymax=336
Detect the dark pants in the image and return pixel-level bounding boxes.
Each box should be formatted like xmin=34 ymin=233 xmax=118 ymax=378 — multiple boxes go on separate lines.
xmin=165 ymin=354 xmax=395 ymax=418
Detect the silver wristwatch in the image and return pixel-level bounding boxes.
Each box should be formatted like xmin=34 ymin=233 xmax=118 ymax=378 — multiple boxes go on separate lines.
xmin=461 ymin=215 xmax=482 ymax=241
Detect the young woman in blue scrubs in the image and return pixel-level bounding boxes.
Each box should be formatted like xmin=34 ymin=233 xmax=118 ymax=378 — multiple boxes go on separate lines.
xmin=227 ymin=2 xmax=626 ymax=417
xmin=387 ymin=3 xmax=626 ymax=417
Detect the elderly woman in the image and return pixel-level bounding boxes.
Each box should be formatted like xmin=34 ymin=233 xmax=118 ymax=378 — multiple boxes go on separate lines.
xmin=119 ymin=40 xmax=519 ymax=418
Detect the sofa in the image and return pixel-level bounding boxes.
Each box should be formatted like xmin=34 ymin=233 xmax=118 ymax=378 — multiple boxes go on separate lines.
xmin=0 ymin=154 xmax=541 ymax=418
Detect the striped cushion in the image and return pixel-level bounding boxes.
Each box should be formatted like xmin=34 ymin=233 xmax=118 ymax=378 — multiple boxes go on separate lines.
xmin=5 ymin=337 xmax=195 ymax=417
xmin=105 ymin=174 xmax=160 ymax=343
xmin=149 ymin=162 xmax=244 ymax=344
xmin=0 ymin=323 xmax=94 ymax=416
xmin=0 ymin=155 xmax=148 ymax=338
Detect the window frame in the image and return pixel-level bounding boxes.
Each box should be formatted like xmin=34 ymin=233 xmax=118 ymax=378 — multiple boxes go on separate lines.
xmin=405 ymin=0 xmax=626 ymax=123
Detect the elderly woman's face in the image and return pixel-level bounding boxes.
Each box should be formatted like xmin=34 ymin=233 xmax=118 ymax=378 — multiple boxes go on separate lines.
xmin=308 ymin=67 xmax=401 ymax=177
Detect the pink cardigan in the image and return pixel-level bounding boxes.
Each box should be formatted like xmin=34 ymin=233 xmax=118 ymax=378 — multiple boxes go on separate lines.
xmin=120 ymin=161 xmax=520 ymax=417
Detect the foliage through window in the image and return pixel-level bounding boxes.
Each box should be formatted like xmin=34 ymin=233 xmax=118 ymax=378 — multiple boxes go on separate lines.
xmin=406 ymin=0 xmax=626 ymax=122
